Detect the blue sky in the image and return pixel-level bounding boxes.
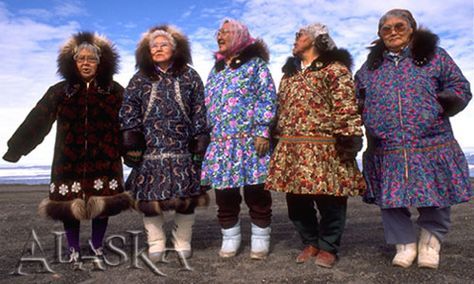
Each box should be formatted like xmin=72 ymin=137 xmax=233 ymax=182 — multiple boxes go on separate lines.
xmin=0 ymin=0 xmax=473 ymax=166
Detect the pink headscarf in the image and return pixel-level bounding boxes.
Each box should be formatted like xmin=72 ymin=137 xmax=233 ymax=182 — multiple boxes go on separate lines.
xmin=215 ymin=18 xmax=256 ymax=61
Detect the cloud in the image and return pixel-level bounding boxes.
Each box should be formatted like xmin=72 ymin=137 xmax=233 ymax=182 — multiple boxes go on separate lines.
xmin=0 ymin=0 xmax=473 ymax=166
xmin=193 ymin=0 xmax=473 ymax=148
xmin=0 ymin=3 xmax=81 ymax=165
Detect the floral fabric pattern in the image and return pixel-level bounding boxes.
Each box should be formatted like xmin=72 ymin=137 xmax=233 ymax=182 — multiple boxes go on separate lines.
xmin=355 ymin=47 xmax=472 ymax=208
xmin=201 ymin=57 xmax=277 ymax=189
xmin=266 ymin=61 xmax=365 ymax=196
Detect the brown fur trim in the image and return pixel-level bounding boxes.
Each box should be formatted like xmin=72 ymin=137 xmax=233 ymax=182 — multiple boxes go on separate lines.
xmin=38 ymin=197 xmax=87 ymax=221
xmin=195 ymin=192 xmax=210 ymax=207
xmin=282 ymin=48 xmax=353 ymax=76
xmin=135 ymin=200 xmax=162 ymax=215
xmin=87 ymin=192 xmax=133 ymax=219
xmin=135 ymin=192 xmax=210 ymax=215
xmin=135 ymin=25 xmax=192 ymax=77
xmin=57 ymin=31 xmax=119 ymax=88
xmin=367 ymin=29 xmax=439 ymax=70
xmin=215 ymin=39 xmax=269 ymax=72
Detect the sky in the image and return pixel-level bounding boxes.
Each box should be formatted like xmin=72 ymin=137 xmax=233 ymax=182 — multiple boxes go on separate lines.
xmin=0 ymin=0 xmax=473 ymax=166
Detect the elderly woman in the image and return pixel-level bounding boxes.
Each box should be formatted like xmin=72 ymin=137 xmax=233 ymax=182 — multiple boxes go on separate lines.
xmin=120 ymin=25 xmax=209 ymax=261
xmin=202 ymin=18 xmax=277 ymax=260
xmin=355 ymin=9 xmax=472 ymax=269
xmin=266 ymin=23 xmax=365 ymax=268
xmin=3 ymin=32 xmax=131 ymax=268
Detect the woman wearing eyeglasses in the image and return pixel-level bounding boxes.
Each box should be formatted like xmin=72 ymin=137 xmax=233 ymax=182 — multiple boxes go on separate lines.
xmin=3 ymin=32 xmax=131 ymax=269
xmin=201 ymin=18 xmax=277 ymax=260
xmin=120 ymin=25 xmax=209 ymax=262
xmin=355 ymin=9 xmax=472 ymax=269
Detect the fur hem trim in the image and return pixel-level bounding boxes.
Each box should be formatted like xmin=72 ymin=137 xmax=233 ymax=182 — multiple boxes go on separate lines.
xmin=135 ymin=25 xmax=192 ymax=77
xmin=135 ymin=192 xmax=210 ymax=215
xmin=87 ymin=192 xmax=133 ymax=219
xmin=38 ymin=198 xmax=87 ymax=221
xmin=58 ymin=31 xmax=119 ymax=87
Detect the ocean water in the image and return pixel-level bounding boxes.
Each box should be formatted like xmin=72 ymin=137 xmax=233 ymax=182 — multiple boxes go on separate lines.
xmin=0 ymin=162 xmax=472 ymax=185
xmin=0 ymin=165 xmax=132 ymax=185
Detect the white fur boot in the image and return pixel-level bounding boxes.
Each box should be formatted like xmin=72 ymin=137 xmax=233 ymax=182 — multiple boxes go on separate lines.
xmin=392 ymin=242 xmax=417 ymax=268
xmin=219 ymin=221 xmax=241 ymax=258
xmin=172 ymin=213 xmax=195 ymax=259
xmin=143 ymin=215 xmax=166 ymax=262
xmin=250 ymin=223 xmax=271 ymax=260
xmin=418 ymin=228 xmax=441 ymax=269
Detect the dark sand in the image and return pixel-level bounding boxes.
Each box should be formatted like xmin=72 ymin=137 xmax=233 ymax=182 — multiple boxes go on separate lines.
xmin=0 ymin=182 xmax=473 ymax=284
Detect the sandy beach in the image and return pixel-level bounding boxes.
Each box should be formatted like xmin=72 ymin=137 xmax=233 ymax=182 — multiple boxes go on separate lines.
xmin=0 ymin=182 xmax=473 ymax=284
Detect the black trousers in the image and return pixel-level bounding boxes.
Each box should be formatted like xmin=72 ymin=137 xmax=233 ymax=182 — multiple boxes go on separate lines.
xmin=286 ymin=193 xmax=347 ymax=254
xmin=215 ymin=184 xmax=272 ymax=229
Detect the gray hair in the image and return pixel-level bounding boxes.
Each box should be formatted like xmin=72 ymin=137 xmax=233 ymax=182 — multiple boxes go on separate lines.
xmin=378 ymin=9 xmax=417 ymax=32
xmin=73 ymin=42 xmax=101 ymax=63
xmin=300 ymin=23 xmax=337 ymax=52
xmin=148 ymin=30 xmax=176 ymax=50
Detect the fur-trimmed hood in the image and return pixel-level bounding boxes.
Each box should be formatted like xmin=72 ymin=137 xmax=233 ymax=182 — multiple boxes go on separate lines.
xmin=135 ymin=25 xmax=192 ymax=77
xmin=214 ymin=39 xmax=270 ymax=72
xmin=366 ymin=29 xmax=439 ymax=70
xmin=282 ymin=48 xmax=353 ymax=76
xmin=57 ymin=31 xmax=119 ymax=87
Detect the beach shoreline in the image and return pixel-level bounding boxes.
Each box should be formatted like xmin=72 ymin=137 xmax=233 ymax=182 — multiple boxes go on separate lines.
xmin=0 ymin=182 xmax=473 ymax=283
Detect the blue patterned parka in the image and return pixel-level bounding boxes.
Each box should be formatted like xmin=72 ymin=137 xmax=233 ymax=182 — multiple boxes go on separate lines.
xmin=355 ymin=29 xmax=472 ymax=209
xmin=120 ymin=26 xmax=210 ymax=214
xmin=201 ymin=40 xmax=277 ymax=189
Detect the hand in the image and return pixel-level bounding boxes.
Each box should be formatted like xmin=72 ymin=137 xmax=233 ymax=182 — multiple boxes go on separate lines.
xmin=3 ymin=150 xmax=21 ymax=163
xmin=189 ymin=134 xmax=210 ymax=155
xmin=254 ymin=137 xmax=270 ymax=157
xmin=123 ymin=150 xmax=143 ymax=167
xmin=335 ymin=135 xmax=362 ymax=162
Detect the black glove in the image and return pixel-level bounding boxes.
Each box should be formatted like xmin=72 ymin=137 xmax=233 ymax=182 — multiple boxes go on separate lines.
xmin=335 ymin=135 xmax=363 ymax=162
xmin=3 ymin=150 xmax=21 ymax=163
xmin=121 ymin=130 xmax=146 ymax=168
xmin=437 ymin=90 xmax=467 ymax=117
xmin=189 ymin=134 xmax=210 ymax=155
xmin=123 ymin=151 xmax=143 ymax=168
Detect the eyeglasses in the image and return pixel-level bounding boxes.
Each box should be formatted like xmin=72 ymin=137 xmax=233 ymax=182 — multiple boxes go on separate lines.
xmin=150 ymin=42 xmax=172 ymax=50
xmin=215 ymin=29 xmax=233 ymax=37
xmin=74 ymin=55 xmax=99 ymax=64
xmin=380 ymin=23 xmax=409 ymax=36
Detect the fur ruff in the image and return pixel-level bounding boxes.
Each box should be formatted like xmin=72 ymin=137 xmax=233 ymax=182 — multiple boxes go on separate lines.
xmin=282 ymin=48 xmax=353 ymax=76
xmin=38 ymin=192 xmax=132 ymax=221
xmin=38 ymin=198 xmax=88 ymax=221
xmin=57 ymin=32 xmax=119 ymax=88
xmin=135 ymin=192 xmax=210 ymax=216
xmin=214 ymin=39 xmax=270 ymax=72
xmin=367 ymin=29 xmax=439 ymax=70
xmin=87 ymin=192 xmax=133 ymax=219
xmin=135 ymin=25 xmax=192 ymax=77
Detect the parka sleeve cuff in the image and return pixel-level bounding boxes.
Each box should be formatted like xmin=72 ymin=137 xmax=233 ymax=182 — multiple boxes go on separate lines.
xmin=437 ymin=90 xmax=468 ymax=117
xmin=3 ymin=149 xmax=21 ymax=163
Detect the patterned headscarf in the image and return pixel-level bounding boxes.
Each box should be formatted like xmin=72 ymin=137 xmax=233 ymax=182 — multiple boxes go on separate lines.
xmin=215 ymin=18 xmax=256 ymax=61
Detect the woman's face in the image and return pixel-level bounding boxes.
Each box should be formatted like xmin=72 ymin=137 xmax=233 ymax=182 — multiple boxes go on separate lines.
xmin=379 ymin=16 xmax=413 ymax=53
xmin=292 ymin=29 xmax=314 ymax=57
xmin=150 ymin=35 xmax=174 ymax=66
xmin=216 ymin=22 xmax=235 ymax=56
xmin=75 ymin=49 xmax=98 ymax=82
